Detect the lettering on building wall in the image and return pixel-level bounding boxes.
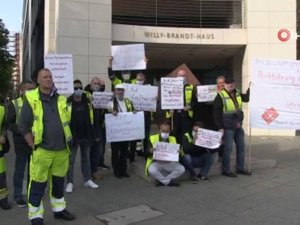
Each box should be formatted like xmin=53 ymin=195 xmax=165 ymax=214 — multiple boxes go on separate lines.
xmin=144 ymin=32 xmax=215 ymax=40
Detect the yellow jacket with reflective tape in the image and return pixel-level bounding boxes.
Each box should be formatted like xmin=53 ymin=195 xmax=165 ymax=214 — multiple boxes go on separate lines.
xmin=25 ymin=88 xmax=72 ymax=147
xmin=145 ymin=134 xmax=177 ymax=175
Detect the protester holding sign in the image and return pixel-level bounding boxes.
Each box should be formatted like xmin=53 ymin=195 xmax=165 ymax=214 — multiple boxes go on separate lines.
xmin=165 ymin=70 xmax=196 ymax=144
xmin=145 ymin=121 xmax=185 ymax=187
xmin=109 ymin=84 xmax=135 ymax=178
xmin=85 ymin=77 xmax=110 ymax=181
xmin=181 ymin=122 xmax=215 ymax=182
xmin=213 ymin=77 xmax=251 ymax=177
xmin=126 ymin=72 xmax=154 ymax=161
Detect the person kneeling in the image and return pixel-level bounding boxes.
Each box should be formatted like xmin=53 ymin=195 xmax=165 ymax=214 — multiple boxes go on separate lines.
xmin=180 ymin=121 xmax=215 ymax=182
xmin=145 ymin=121 xmax=185 ymax=187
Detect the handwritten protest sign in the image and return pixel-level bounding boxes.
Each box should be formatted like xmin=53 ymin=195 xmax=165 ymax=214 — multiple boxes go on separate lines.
xmin=153 ymin=142 xmax=180 ymax=162
xmin=197 ymin=85 xmax=217 ymax=102
xmin=92 ymin=92 xmax=113 ymax=109
xmin=123 ymin=84 xmax=158 ymax=112
xmin=161 ymin=77 xmax=184 ymax=109
xmin=105 ymin=112 xmax=145 ymax=142
xmin=44 ymin=54 xmax=74 ymax=94
xmin=195 ymin=128 xmax=222 ymax=149
xmin=111 ymin=44 xmax=146 ymax=71
xmin=250 ymin=58 xmax=300 ymax=129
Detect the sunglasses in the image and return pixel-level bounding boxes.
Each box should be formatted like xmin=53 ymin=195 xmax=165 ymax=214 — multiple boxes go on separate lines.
xmin=74 ymin=87 xmax=83 ymax=90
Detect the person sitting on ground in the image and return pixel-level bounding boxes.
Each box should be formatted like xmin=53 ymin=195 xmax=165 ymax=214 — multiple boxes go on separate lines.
xmin=180 ymin=121 xmax=215 ymax=182
xmin=145 ymin=121 xmax=185 ymax=187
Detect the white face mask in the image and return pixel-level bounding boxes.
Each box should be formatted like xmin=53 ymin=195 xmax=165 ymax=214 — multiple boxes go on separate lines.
xmin=160 ymin=132 xmax=169 ymax=140
xmin=136 ymin=80 xmax=144 ymax=85
xmin=74 ymin=89 xmax=83 ymax=97
xmin=122 ymin=73 xmax=131 ymax=81
xmin=92 ymin=84 xmax=100 ymax=91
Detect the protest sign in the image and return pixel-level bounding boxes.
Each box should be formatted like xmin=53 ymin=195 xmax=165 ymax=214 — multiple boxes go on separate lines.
xmin=153 ymin=142 xmax=180 ymax=162
xmin=250 ymin=58 xmax=300 ymax=129
xmin=161 ymin=77 xmax=184 ymax=109
xmin=92 ymin=92 xmax=113 ymax=109
xmin=44 ymin=54 xmax=74 ymax=94
xmin=105 ymin=112 xmax=145 ymax=142
xmin=197 ymin=85 xmax=217 ymax=102
xmin=111 ymin=44 xmax=146 ymax=71
xmin=123 ymin=84 xmax=158 ymax=111
xmin=195 ymin=128 xmax=222 ymax=149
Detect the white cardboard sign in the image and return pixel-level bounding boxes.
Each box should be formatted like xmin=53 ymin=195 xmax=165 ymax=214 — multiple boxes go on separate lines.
xmin=92 ymin=92 xmax=113 ymax=109
xmin=105 ymin=112 xmax=145 ymax=142
xmin=161 ymin=77 xmax=184 ymax=110
xmin=153 ymin=142 xmax=180 ymax=162
xmin=123 ymin=84 xmax=158 ymax=112
xmin=111 ymin=44 xmax=146 ymax=71
xmin=44 ymin=54 xmax=74 ymax=94
xmin=197 ymin=85 xmax=217 ymax=102
xmin=195 ymin=128 xmax=222 ymax=149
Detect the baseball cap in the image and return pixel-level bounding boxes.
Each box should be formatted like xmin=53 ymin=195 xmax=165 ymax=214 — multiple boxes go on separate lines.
xmin=115 ymin=84 xmax=125 ymax=89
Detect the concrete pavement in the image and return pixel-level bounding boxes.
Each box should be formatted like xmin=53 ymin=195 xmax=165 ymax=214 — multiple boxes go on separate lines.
xmin=2 ymin=136 xmax=300 ymax=225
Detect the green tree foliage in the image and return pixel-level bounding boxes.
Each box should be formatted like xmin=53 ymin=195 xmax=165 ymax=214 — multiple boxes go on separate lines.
xmin=0 ymin=19 xmax=13 ymax=102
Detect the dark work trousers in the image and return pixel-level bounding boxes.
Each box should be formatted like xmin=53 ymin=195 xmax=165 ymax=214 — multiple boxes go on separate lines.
xmin=111 ymin=141 xmax=129 ymax=176
xmin=13 ymin=137 xmax=32 ymax=201
xmin=129 ymin=140 xmax=138 ymax=162
xmin=98 ymin=126 xmax=107 ymax=166
xmin=143 ymin=122 xmax=151 ymax=156
xmin=171 ymin=112 xmax=192 ymax=144
xmin=90 ymin=140 xmax=101 ymax=175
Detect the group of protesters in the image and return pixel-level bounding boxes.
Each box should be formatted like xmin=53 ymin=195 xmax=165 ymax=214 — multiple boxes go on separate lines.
xmin=0 ymin=58 xmax=251 ymax=225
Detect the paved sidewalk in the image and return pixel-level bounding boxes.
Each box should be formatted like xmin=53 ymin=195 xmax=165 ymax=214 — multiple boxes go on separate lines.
xmin=2 ymin=136 xmax=300 ymax=225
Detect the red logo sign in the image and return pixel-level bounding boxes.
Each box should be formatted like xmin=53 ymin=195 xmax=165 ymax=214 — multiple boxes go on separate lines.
xmin=278 ymin=29 xmax=291 ymax=42
xmin=261 ymin=107 xmax=279 ymax=124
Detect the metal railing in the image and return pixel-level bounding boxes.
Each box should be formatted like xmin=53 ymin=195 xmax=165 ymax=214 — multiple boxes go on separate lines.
xmin=112 ymin=0 xmax=244 ymax=29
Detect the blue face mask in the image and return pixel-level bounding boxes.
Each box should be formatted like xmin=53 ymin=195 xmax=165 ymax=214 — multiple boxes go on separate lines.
xmin=74 ymin=89 xmax=83 ymax=97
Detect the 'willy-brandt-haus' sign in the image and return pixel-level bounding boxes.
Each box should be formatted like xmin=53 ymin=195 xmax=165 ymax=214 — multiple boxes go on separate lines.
xmin=144 ymin=31 xmax=215 ymax=40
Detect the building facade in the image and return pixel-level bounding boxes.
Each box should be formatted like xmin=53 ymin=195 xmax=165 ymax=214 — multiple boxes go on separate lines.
xmin=22 ymin=0 xmax=297 ymax=135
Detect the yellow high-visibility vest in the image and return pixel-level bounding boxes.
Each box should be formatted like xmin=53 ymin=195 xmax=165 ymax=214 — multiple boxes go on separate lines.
xmin=25 ymin=88 xmax=72 ymax=148
xmin=219 ymin=89 xmax=242 ymax=113
xmin=12 ymin=97 xmax=23 ymax=124
xmin=145 ymin=134 xmax=177 ymax=175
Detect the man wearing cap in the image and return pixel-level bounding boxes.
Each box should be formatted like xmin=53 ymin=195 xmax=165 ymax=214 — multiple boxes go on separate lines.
xmin=213 ymin=77 xmax=251 ymax=177
xmin=108 ymin=84 xmax=135 ymax=178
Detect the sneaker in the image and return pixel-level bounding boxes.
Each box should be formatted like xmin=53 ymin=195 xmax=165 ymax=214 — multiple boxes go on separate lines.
xmin=65 ymin=183 xmax=73 ymax=193
xmin=155 ymin=180 xmax=164 ymax=187
xmin=168 ymin=180 xmax=180 ymax=187
xmin=54 ymin=209 xmax=76 ymax=220
xmin=15 ymin=198 xmax=27 ymax=207
xmin=84 ymin=180 xmax=99 ymax=189
xmin=190 ymin=176 xmax=200 ymax=184
xmin=236 ymin=170 xmax=252 ymax=176
xmin=31 ymin=218 xmax=44 ymax=225
xmin=98 ymin=164 xmax=110 ymax=170
xmin=222 ymin=171 xmax=237 ymax=178
xmin=200 ymin=176 xmax=210 ymax=182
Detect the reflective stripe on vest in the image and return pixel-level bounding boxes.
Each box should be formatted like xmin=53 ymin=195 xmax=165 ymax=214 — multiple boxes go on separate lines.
xmin=166 ymin=84 xmax=193 ymax=118
xmin=0 ymin=106 xmax=4 ymax=152
xmin=184 ymin=132 xmax=193 ymax=144
xmin=25 ymin=88 xmax=72 ymax=147
xmin=124 ymin=98 xmax=133 ymax=112
xmin=13 ymin=97 xmax=23 ymax=124
xmin=219 ymin=89 xmax=242 ymax=113
xmin=145 ymin=134 xmax=177 ymax=175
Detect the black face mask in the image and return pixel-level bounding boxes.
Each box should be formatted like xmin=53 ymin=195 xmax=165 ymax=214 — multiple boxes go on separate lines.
xmin=100 ymin=85 xmax=105 ymax=92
